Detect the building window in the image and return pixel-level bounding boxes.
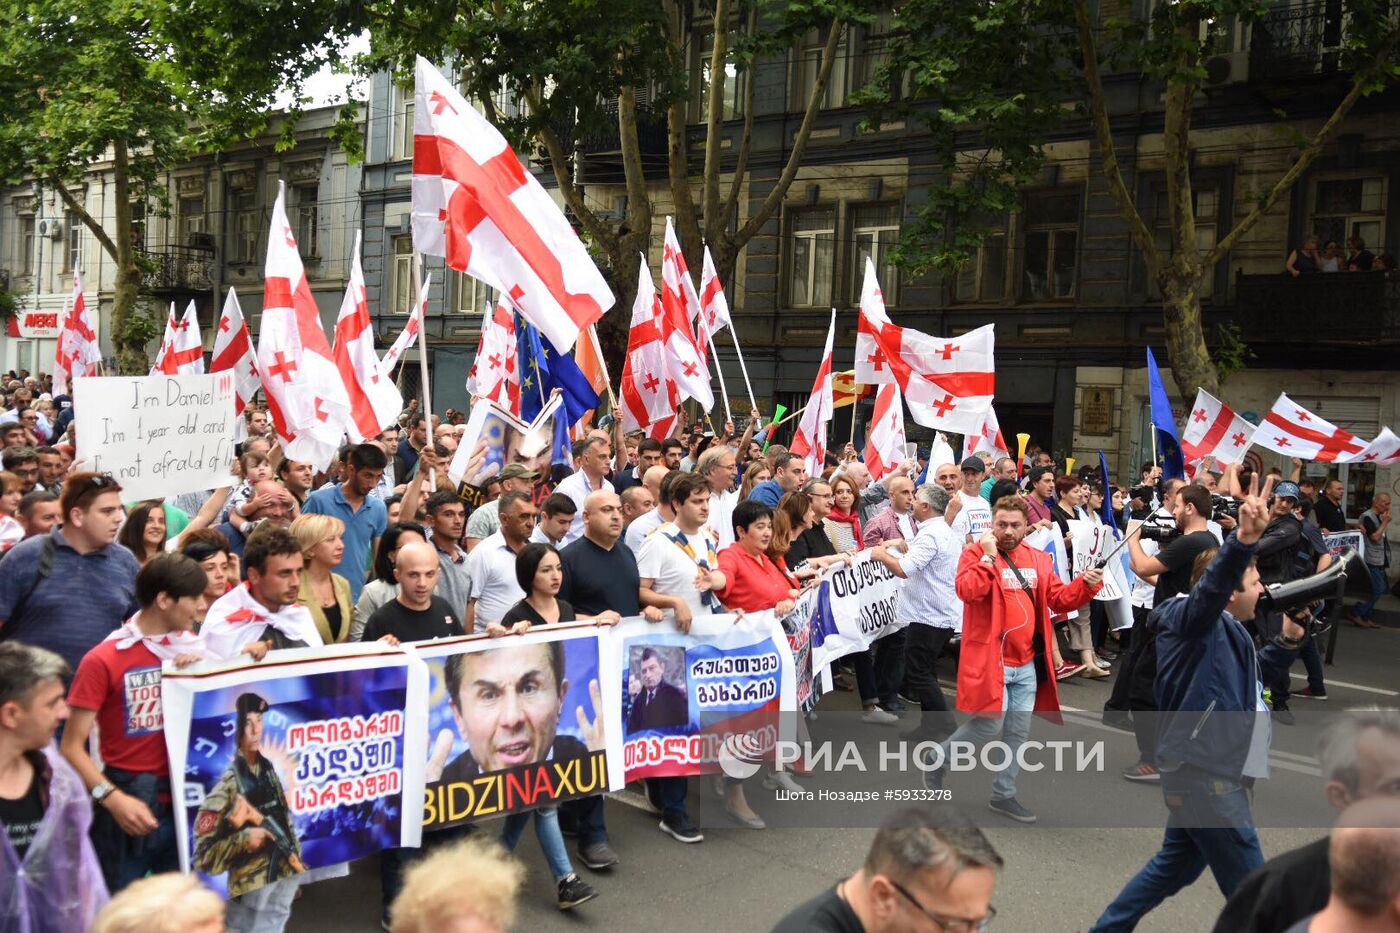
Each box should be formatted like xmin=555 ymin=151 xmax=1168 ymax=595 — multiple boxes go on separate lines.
xmin=451 ymin=270 xmax=494 ymax=314
xmin=1312 ymin=176 xmax=1386 ymax=254
xmin=18 ymin=215 xmax=35 ymax=272
xmin=1021 ymin=190 xmax=1079 ymax=301
xmin=231 ymin=190 xmax=259 ymax=263
xmin=179 ymin=195 xmax=205 ymax=245
xmin=788 ymin=207 xmax=836 ymax=307
xmin=849 ymin=11 xmax=899 ymax=99
xmin=291 ymin=184 xmax=319 ymax=258
xmin=693 ymin=28 xmax=743 ymax=121
xmin=65 ymin=211 xmax=82 ymax=272
xmin=793 ymin=28 xmax=846 ymax=111
xmin=130 ymin=200 xmax=146 ymax=251
xmin=1151 ymin=187 xmax=1219 ymax=299
xmin=392 ymin=235 xmax=416 ymax=314
xmin=392 ymin=83 xmax=415 ymax=162
xmin=850 ymin=204 xmax=901 ymax=305
xmin=956 ymin=228 xmax=1010 ymax=303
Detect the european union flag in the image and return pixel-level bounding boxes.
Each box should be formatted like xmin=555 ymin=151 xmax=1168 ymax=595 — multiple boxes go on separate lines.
xmin=1098 ymin=450 xmax=1121 ymax=537
xmin=517 ymin=315 xmax=601 ymax=427
xmin=1146 ymin=348 xmax=1185 ymax=481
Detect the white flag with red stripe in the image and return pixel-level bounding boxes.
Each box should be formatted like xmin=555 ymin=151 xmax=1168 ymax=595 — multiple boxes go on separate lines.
xmin=381 ymin=274 xmax=429 ymax=373
xmin=257 ymin=180 xmax=352 ymax=470
xmin=790 ymin=309 xmax=836 ymax=477
xmin=962 ymin=405 xmax=1009 ymax=462
xmin=411 ymin=56 xmax=612 ymax=353
xmin=54 ymin=270 xmax=101 ymax=396
xmin=1257 ymin=393 xmax=1366 ymax=462
xmin=167 ymin=301 xmax=205 ymax=375
xmin=1347 ymin=427 xmax=1400 ymax=465
xmin=659 ymin=218 xmax=714 ymax=409
xmin=150 ymin=303 xmax=177 ymax=374
xmin=1180 ymin=389 xmax=1255 ymax=468
xmin=620 ymin=259 xmax=676 ymax=433
xmin=699 ymin=244 xmax=733 ymax=342
xmin=333 ymin=232 xmax=403 ymax=443
xmin=466 ymin=297 xmax=521 ymax=414
xmin=865 ymin=382 xmax=907 ymax=481
xmin=854 ymin=259 xmax=994 ymax=434
xmin=210 ymin=288 xmax=260 ymax=439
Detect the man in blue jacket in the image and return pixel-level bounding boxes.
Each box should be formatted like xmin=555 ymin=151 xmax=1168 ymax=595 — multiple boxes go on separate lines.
xmin=1092 ymin=476 xmax=1302 ymax=932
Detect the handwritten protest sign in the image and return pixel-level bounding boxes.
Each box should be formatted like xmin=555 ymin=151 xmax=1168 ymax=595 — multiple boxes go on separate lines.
xmin=74 ymin=372 xmax=236 ymax=501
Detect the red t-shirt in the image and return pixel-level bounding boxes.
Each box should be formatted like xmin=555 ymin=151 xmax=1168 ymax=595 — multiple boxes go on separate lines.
xmin=995 ymin=551 xmax=1040 ymax=667
xmin=716 ymin=545 xmax=798 ymax=613
xmin=67 ymin=640 xmax=170 ymax=776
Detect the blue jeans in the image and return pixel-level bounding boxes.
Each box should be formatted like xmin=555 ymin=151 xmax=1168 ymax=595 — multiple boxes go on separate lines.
xmin=1090 ymin=767 xmax=1264 ymax=932
xmin=501 ymin=807 xmax=573 ymax=881
xmin=937 ymin=661 xmax=1037 ymax=801
xmin=1355 ymin=565 xmax=1389 ymax=619
xmin=560 ymin=794 xmax=609 ymax=847
xmin=654 ymin=776 xmax=690 ymax=823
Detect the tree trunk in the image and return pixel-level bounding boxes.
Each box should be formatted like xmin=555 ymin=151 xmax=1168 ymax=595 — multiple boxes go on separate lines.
xmin=1159 ymin=271 xmax=1219 ymax=398
xmin=110 ymin=142 xmax=147 ymax=374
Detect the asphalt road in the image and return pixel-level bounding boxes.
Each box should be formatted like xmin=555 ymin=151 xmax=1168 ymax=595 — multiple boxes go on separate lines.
xmin=288 ymin=618 xmax=1400 ymax=933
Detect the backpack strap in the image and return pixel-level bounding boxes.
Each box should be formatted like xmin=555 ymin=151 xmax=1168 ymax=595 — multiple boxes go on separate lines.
xmin=1 ymin=535 xmax=56 ymax=632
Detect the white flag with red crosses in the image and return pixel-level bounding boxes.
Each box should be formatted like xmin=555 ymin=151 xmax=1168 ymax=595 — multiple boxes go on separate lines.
xmin=854 ymin=258 xmax=995 ymax=434
xmin=865 ymin=382 xmax=908 ymax=481
xmin=1347 ymin=427 xmax=1400 ymax=465
xmin=333 ymin=232 xmax=402 ymax=444
xmin=963 ymin=405 xmax=1009 ymax=462
xmin=257 ymin=181 xmax=351 ymax=470
xmin=211 ymin=288 xmax=260 ymax=429
xmin=54 ymin=270 xmax=102 ymax=396
xmin=1256 ymin=393 xmax=1366 ymax=463
xmin=790 ymin=309 xmax=836 ymax=477
xmin=466 ymin=296 xmax=521 ymax=415
xmin=411 ymin=56 xmax=612 ymax=353
xmin=659 ymin=218 xmax=714 ymax=409
xmin=1180 ymin=388 xmax=1256 ymax=468
xmin=619 ymin=259 xmax=677 ymax=434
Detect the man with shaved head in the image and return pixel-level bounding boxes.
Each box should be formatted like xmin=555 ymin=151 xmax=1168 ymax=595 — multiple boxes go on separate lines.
xmin=934 ymin=462 xmax=960 ymax=495
xmin=620 ymin=485 xmax=655 ymax=534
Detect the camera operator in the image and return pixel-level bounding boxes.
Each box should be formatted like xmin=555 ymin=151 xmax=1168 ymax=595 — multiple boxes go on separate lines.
xmin=1212 ymin=708 xmax=1400 ymax=933
xmin=1092 ymin=476 xmax=1304 ymax=931
xmin=1253 ymin=481 xmax=1306 ymax=723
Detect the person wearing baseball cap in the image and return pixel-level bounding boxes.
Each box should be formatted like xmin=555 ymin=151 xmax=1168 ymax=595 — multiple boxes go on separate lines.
xmin=1252 ymin=478 xmax=1306 ymax=723
xmin=951 ymin=457 xmax=993 ymax=544
xmin=464 ymin=463 xmax=539 ymax=551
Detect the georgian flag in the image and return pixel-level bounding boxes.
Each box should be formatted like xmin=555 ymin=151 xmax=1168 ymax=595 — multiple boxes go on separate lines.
xmin=466 ymin=296 xmax=521 ymax=415
xmin=381 ymin=273 xmax=429 ymax=373
xmin=790 ymin=309 xmax=836 ymax=477
xmin=150 ymin=303 xmax=177 ymax=374
xmin=963 ymin=405 xmax=1009 ymax=461
xmin=1181 ymin=388 xmax=1256 ymax=468
xmin=210 ymin=288 xmax=261 ymax=431
xmin=1346 ymin=426 xmax=1400 ymax=465
xmin=854 ymin=258 xmax=995 ymax=434
xmin=698 ymin=245 xmax=732 ymax=340
xmin=257 ymin=180 xmax=352 ymax=470
xmin=1257 ymin=393 xmax=1366 ymax=463
xmin=168 ymin=300 xmax=205 ymax=375
xmin=53 ymin=270 xmax=102 ymax=396
xmin=411 ymin=56 xmax=612 ymax=353
xmin=659 ymin=218 xmax=714 ymax=409
xmin=201 ymin=582 xmax=324 ymax=661
xmin=865 ymin=382 xmax=907 ymax=481
xmin=620 ymin=259 xmax=677 ymax=433
xmin=333 ymin=232 xmax=403 ymax=443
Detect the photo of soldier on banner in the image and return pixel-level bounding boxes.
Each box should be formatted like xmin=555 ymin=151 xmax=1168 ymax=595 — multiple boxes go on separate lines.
xmin=618 ymin=613 xmax=797 ymax=783
xmin=415 ymin=623 xmax=624 ymax=830
xmin=162 ymin=645 xmax=428 ymax=898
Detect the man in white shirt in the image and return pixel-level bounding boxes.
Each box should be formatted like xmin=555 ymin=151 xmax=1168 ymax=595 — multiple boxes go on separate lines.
xmin=698 ymin=446 xmax=740 ymax=550
xmin=554 ymin=436 xmax=614 ymax=547
xmin=464 ymin=491 xmax=538 ymax=632
xmin=625 ymin=468 xmax=679 ymax=554
xmin=950 ymin=457 xmax=993 ymax=544
xmin=464 ymin=464 xmax=538 ymax=551
xmin=636 ymin=473 xmax=727 ymax=845
xmin=531 ymin=493 xmax=576 ymax=546
xmin=870 ymin=484 xmax=964 ymax=743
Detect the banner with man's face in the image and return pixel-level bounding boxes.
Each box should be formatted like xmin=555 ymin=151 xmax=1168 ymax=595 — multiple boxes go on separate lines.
xmin=618 ymin=613 xmax=797 ymax=782
xmin=414 ymin=624 xmax=625 ymax=830
xmin=162 ymin=644 xmax=428 ymax=897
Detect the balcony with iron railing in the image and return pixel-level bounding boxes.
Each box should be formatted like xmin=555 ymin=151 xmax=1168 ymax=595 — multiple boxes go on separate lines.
xmin=1234 ymin=269 xmax=1400 ymax=343
xmin=1248 ymin=2 xmax=1349 ymax=81
xmin=138 ymin=239 xmax=214 ymax=295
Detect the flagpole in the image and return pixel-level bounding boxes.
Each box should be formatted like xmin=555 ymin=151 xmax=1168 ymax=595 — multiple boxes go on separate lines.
xmin=413 ymin=252 xmax=436 ymax=491
xmin=703 ymin=326 xmax=733 ymax=424
xmin=727 ymin=327 xmax=759 ymax=416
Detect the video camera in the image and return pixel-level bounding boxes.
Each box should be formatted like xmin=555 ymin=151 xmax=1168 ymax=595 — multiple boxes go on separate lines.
xmin=1138 ymin=522 xmax=1180 ymax=543
xmin=1257 ymin=548 xmax=1356 ymax=638
xmin=1211 ymin=494 xmax=1240 ymax=523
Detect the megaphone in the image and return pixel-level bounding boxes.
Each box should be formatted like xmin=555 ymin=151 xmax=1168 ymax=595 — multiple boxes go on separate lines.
xmin=1256 ymin=549 xmax=1356 ymax=617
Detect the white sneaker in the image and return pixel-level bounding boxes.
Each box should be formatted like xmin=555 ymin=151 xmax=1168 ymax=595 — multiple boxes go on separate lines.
xmin=763 ymin=771 xmax=805 ymax=793
xmin=861 ymin=708 xmax=900 ymax=725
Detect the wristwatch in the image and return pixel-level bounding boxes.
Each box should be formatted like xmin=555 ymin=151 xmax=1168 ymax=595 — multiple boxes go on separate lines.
xmin=91 ymin=781 xmax=116 ymax=804
xmin=980 ymin=554 xmax=996 ymax=565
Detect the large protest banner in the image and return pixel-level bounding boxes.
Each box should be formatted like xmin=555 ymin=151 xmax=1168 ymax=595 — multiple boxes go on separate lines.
xmin=1065 ymin=518 xmax=1133 ymax=629
xmin=414 ymin=623 xmax=624 ymax=830
xmin=620 ymin=612 xmax=796 ymax=782
xmin=163 ymin=644 xmax=428 ymax=897
xmin=74 ymin=372 xmax=237 ymax=501
xmin=780 ymin=587 xmax=825 ymax=714
xmin=800 ymin=551 xmax=904 ymax=673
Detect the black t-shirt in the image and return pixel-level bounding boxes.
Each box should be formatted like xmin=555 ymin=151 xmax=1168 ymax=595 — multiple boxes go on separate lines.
xmin=771 ymin=886 xmax=865 ymax=933
xmin=1154 ymin=530 xmax=1219 ymax=605
xmin=559 ymin=536 xmax=641 ymax=616
xmin=787 ymin=526 xmax=836 ymax=569
xmin=1312 ymin=497 xmax=1346 ymax=533
xmin=363 ymin=596 xmax=465 ymax=643
xmin=501 ymin=598 xmax=577 ymax=627
xmin=1211 ymin=836 xmax=1329 ymax=933
xmin=0 ymin=760 xmax=45 ymax=861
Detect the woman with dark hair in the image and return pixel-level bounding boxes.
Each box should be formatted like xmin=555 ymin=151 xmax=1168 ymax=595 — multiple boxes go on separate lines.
xmin=353 ymin=522 xmax=428 ymax=639
xmin=823 ymin=473 xmax=864 ymax=552
xmin=118 ymin=500 xmax=166 ymax=566
xmin=1051 ymin=476 xmax=1105 ymax=679
xmin=180 ymin=529 xmax=235 ymax=624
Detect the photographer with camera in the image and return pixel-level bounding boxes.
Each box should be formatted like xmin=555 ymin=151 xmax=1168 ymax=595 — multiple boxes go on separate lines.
xmin=1253 ymin=481 xmax=1307 ymax=723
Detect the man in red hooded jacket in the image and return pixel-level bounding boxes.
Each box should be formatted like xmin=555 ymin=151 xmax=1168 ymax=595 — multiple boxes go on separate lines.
xmin=925 ymin=495 xmax=1102 ymax=824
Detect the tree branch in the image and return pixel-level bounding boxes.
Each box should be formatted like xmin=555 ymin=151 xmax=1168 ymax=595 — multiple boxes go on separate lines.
xmin=664 ymin=0 xmax=702 ymax=261
xmin=718 ymin=10 xmax=759 ymax=242
xmin=1206 ymin=27 xmax=1400 ymax=267
xmin=49 ymin=176 xmax=118 ymax=261
xmin=523 ymin=90 xmax=615 ymax=251
xmin=700 ymin=0 xmax=732 ymax=235
xmin=733 ymin=17 xmax=843 ymax=247
xmin=1073 ymin=0 xmax=1159 ymax=274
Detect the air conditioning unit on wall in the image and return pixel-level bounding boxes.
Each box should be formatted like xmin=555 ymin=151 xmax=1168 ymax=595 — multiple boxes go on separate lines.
xmin=36 ymin=218 xmax=64 ymax=239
